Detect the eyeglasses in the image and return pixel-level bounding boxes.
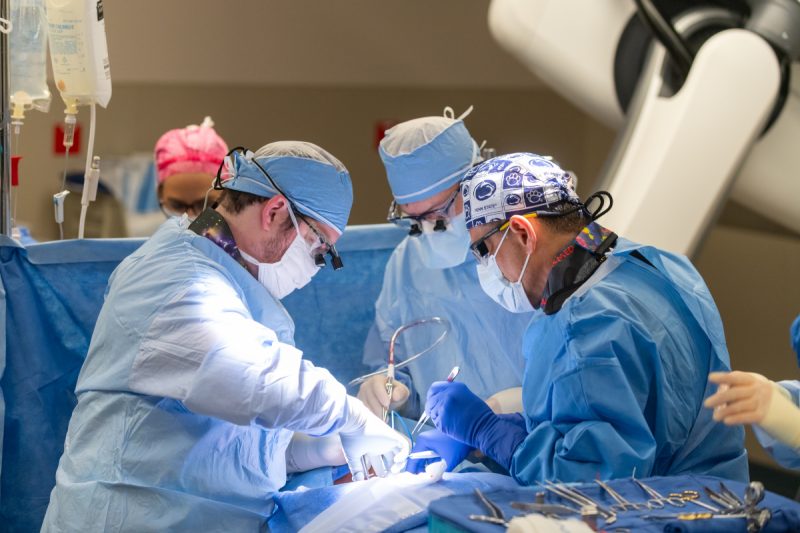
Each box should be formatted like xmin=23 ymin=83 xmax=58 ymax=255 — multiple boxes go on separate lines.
xmin=301 ymin=213 xmax=343 ymax=270
xmin=216 ymin=146 xmax=344 ymax=270
xmin=160 ymin=199 xmax=207 ymax=219
xmin=387 ymin=188 xmax=459 ymax=236
xmin=469 ymin=221 xmax=508 ymax=264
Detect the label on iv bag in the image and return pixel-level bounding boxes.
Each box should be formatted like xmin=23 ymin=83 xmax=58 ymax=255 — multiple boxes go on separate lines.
xmin=46 ymin=0 xmax=112 ymax=107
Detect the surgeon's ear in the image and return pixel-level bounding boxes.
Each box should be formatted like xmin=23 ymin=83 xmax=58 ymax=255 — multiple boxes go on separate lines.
xmin=508 ymin=215 xmax=538 ymax=254
xmin=260 ymin=195 xmax=289 ymax=230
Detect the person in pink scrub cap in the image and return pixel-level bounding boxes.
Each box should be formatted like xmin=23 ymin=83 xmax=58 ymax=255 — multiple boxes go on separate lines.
xmin=154 ymin=116 xmax=229 ymax=221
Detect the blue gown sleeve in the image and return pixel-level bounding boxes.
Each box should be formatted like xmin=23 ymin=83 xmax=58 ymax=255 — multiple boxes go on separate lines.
xmin=127 ymin=275 xmax=354 ymax=436
xmin=754 ymin=380 xmax=800 ymax=469
xmin=791 ymin=314 xmax=800 ymax=360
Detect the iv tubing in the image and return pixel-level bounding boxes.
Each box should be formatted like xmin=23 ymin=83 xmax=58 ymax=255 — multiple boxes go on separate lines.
xmin=77 ymin=102 xmax=96 ymax=239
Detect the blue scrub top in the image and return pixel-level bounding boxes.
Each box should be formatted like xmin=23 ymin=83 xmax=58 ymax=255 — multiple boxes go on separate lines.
xmin=511 ymin=238 xmax=749 ymax=484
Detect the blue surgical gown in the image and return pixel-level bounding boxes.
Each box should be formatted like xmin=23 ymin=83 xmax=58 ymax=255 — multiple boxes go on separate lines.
xmin=510 ymin=238 xmax=748 ymax=484
xmin=42 ymin=219 xmax=352 ymax=532
xmin=363 ymin=236 xmax=531 ymax=416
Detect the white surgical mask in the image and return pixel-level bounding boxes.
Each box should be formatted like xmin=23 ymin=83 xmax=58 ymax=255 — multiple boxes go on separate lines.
xmin=239 ymin=208 xmax=321 ymax=300
xmin=415 ymin=212 xmax=470 ymax=269
xmin=476 ymin=228 xmax=534 ymax=313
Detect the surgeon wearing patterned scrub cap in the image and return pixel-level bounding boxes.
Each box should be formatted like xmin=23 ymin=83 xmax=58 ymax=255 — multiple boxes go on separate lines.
xmin=407 ymin=152 xmax=749 ymax=485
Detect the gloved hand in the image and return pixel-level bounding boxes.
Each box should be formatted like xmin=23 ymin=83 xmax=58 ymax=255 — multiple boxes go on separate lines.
xmin=286 ymin=433 xmax=346 ymax=473
xmin=427 ymin=381 xmax=527 ymax=470
xmin=338 ymin=396 xmax=410 ymax=481
xmin=357 ymin=375 xmax=410 ymax=417
xmin=705 ymin=371 xmax=775 ymax=425
xmin=406 ymin=429 xmax=473 ymax=474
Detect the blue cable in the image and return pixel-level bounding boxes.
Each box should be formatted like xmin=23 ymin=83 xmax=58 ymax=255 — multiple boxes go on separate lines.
xmin=393 ymin=411 xmax=414 ymax=443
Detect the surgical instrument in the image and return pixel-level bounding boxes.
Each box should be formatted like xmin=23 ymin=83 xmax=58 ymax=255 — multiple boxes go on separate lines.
xmin=744 ymin=482 xmax=771 ymax=533
xmin=467 ymin=514 xmax=507 ymax=526
xmin=469 ymin=488 xmax=509 ymax=527
xmin=704 ymin=485 xmax=740 ymax=512
xmin=411 ymin=365 xmax=460 ymax=437
xmin=347 ymin=317 xmax=451 ymax=388
xmin=745 ymin=481 xmax=765 ymax=509
xmin=407 ymin=450 xmax=440 ymax=460
xmin=667 ymin=490 xmax=720 ymax=513
xmin=383 ymin=359 xmax=394 ymax=425
xmin=595 ymin=478 xmax=648 ymax=512
xmin=720 ymin=481 xmax=745 ymax=507
xmin=631 ymin=476 xmax=717 ymax=511
xmin=643 ymin=512 xmax=748 ymax=520
xmin=510 ymin=502 xmax=580 ymax=516
xmin=581 ymin=505 xmax=599 ymax=531
xmin=537 ymin=481 xmax=617 ymax=524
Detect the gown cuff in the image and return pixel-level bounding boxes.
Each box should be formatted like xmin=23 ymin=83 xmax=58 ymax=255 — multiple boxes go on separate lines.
xmin=759 ymin=382 xmax=800 ymax=450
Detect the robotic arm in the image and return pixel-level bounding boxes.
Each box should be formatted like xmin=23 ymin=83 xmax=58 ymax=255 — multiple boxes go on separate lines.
xmin=489 ymin=0 xmax=800 ymax=255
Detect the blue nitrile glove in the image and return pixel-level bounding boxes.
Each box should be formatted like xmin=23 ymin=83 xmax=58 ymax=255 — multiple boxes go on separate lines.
xmin=406 ymin=429 xmax=473 ymax=474
xmin=427 ymin=381 xmax=528 ymax=470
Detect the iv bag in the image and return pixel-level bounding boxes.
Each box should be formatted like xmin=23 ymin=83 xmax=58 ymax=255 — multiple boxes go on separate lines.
xmin=46 ymin=0 xmax=111 ymax=108
xmin=9 ymin=0 xmax=52 ymax=113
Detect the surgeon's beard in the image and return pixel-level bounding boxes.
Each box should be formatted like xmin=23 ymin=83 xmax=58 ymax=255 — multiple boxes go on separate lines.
xmin=260 ymin=217 xmax=296 ymax=264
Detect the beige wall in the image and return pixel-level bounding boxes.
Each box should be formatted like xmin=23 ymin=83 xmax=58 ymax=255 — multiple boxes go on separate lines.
xmin=14 ymin=83 xmax=611 ymax=240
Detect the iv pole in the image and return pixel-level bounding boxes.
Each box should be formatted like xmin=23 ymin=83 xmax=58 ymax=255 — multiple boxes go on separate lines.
xmin=0 ymin=0 xmax=10 ymax=236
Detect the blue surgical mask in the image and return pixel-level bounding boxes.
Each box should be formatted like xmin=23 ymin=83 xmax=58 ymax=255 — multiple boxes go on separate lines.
xmin=476 ymin=228 xmax=534 ymax=313
xmin=415 ymin=212 xmax=470 ymax=269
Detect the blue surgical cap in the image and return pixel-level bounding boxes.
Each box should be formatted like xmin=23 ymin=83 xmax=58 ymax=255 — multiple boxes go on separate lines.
xmin=379 ymin=106 xmax=479 ymax=204
xmin=462 ymin=152 xmax=580 ymax=230
xmin=222 ymin=149 xmax=353 ymax=235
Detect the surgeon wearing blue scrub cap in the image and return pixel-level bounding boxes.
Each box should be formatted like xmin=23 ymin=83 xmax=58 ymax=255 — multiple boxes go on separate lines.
xmin=408 ymin=152 xmax=749 ymax=483
xmin=359 ymin=107 xmax=533 ymax=428
xmin=42 ymin=141 xmax=409 ymax=532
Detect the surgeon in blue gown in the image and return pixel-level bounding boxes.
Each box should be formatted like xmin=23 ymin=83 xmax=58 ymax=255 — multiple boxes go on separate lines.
xmin=705 ymin=314 xmax=800 ymax=469
xmin=42 ymin=142 xmax=409 ymax=532
xmin=408 ymin=152 xmax=748 ymax=483
xmin=359 ymin=107 xmax=532 ymax=424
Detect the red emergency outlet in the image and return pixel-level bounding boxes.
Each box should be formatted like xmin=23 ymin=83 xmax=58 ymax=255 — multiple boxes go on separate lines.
xmin=54 ymin=123 xmax=81 ymax=154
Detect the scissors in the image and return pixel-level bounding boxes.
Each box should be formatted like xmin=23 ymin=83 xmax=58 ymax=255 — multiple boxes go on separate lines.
xmin=631 ymin=478 xmax=714 ymax=511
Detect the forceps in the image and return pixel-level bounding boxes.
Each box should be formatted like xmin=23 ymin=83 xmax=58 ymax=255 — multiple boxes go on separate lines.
xmin=469 ymin=488 xmax=509 ymax=527
xmin=595 ymin=479 xmax=648 ymax=512
xmin=411 ymin=366 xmax=460 ymax=437
xmin=537 ymin=480 xmax=617 ymax=524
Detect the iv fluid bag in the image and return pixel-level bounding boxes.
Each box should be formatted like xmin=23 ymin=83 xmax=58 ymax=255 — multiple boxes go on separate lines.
xmin=46 ymin=0 xmax=111 ymax=108
xmin=9 ymin=0 xmax=52 ymax=113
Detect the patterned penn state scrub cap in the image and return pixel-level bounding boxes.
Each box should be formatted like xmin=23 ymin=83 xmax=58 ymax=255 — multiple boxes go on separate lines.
xmin=461 ymin=152 xmax=580 ymax=230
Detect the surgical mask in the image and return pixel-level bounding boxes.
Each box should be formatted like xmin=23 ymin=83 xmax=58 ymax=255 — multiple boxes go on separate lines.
xmin=416 ymin=212 xmax=470 ymax=269
xmin=476 ymin=229 xmax=534 ymax=313
xmin=239 ymin=210 xmax=321 ymax=300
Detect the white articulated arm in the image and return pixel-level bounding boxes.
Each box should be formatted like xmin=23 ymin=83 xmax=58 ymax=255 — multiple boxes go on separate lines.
xmin=600 ymin=29 xmax=780 ymax=255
